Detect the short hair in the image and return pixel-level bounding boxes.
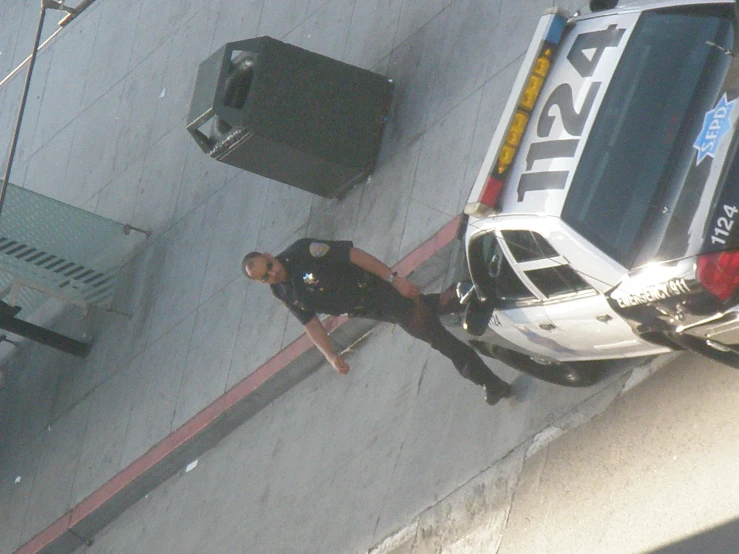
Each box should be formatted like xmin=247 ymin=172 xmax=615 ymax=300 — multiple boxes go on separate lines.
xmin=242 ymin=251 xmax=264 ymax=278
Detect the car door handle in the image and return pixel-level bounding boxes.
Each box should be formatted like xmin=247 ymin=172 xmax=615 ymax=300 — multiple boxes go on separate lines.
xmin=596 ymin=314 xmax=612 ymax=323
xmin=539 ymin=323 xmax=556 ymax=331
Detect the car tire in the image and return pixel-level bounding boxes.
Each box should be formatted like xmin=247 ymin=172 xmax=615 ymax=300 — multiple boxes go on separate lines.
xmin=470 ymin=341 xmax=602 ymax=387
xmin=666 ymin=333 xmax=739 ymax=369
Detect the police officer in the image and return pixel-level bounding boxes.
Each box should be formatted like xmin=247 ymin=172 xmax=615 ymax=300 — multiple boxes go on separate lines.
xmin=242 ymin=238 xmax=513 ymax=405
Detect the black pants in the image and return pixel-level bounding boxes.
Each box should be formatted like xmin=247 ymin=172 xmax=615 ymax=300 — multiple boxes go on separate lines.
xmin=360 ymin=282 xmax=508 ymax=391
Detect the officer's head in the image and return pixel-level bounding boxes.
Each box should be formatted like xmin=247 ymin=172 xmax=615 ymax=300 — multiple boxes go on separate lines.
xmin=242 ymin=252 xmax=285 ymax=284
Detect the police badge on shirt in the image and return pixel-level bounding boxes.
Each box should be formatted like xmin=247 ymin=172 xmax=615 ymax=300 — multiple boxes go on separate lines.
xmin=309 ymin=242 xmax=330 ymax=258
xmin=305 ymin=242 xmax=329 ymax=291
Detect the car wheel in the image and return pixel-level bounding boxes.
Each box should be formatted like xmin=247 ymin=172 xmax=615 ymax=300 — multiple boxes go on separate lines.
xmin=470 ymin=341 xmax=602 ymax=387
xmin=666 ymin=333 xmax=739 ymax=369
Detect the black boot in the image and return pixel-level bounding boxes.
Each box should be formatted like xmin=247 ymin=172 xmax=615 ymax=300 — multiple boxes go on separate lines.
xmin=461 ymin=359 xmax=513 ymax=406
xmin=483 ymin=382 xmax=513 ymax=406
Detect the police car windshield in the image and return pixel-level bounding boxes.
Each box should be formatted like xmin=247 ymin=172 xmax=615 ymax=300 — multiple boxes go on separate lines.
xmin=562 ymin=6 xmax=734 ymax=268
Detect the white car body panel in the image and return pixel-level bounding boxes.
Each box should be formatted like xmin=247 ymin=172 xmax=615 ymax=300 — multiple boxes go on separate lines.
xmin=458 ymin=4 xmax=718 ymax=362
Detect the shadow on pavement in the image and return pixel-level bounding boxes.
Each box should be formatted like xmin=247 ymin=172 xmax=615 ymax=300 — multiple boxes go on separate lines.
xmin=643 ymin=517 xmax=739 ymax=554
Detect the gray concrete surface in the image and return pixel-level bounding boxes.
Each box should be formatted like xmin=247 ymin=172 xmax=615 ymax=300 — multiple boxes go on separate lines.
xmin=497 ymin=352 xmax=739 ymax=554
xmin=365 ymin=353 xmax=739 ymax=554
xmin=4 ymin=1 xmax=731 ymax=554
xmin=61 ymin=330 xmax=657 ymax=554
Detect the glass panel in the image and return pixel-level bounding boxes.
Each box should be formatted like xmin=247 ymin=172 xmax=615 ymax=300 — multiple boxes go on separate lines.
xmin=525 ymin=265 xmax=591 ymax=298
xmin=502 ymin=230 xmax=558 ymax=262
xmin=0 ymin=182 xmax=145 ymax=316
xmin=469 ymin=233 xmax=535 ymax=301
xmin=562 ymin=7 xmax=733 ymax=267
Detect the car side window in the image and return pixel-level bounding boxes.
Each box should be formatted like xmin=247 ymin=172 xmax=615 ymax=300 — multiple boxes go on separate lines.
xmin=501 ymin=230 xmax=593 ymax=299
xmin=525 ymin=265 xmax=591 ymax=297
xmin=502 ymin=230 xmax=558 ymax=262
xmin=468 ymin=233 xmax=535 ymax=302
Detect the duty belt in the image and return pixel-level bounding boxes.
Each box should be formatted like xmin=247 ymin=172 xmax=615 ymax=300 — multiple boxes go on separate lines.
xmin=346 ymin=274 xmax=382 ymax=318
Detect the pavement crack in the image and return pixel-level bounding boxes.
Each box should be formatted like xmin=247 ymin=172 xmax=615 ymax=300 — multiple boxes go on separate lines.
xmin=371 ymin=353 xmax=431 ymax=547
xmin=493 ymin=450 xmax=528 ymax=554
xmin=415 ymin=356 xmax=430 ymax=397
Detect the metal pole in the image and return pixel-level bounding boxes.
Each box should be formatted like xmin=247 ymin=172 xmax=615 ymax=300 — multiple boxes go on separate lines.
xmin=0 ymin=27 xmax=62 ymax=90
xmin=0 ymin=0 xmax=100 ymax=91
xmin=0 ymin=0 xmax=103 ymax=358
xmin=0 ymin=3 xmax=47 ymax=218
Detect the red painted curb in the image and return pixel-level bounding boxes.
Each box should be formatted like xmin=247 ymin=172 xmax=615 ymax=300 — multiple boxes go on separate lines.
xmin=14 ymin=516 xmax=71 ymax=554
xmin=15 ymin=215 xmax=462 ymax=554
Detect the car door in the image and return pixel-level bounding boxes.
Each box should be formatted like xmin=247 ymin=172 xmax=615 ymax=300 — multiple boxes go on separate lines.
xmin=499 ymin=229 xmax=662 ymax=359
xmin=467 ymin=230 xmax=576 ymax=359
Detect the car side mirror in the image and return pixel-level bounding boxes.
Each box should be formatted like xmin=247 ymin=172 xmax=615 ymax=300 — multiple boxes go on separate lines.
xmin=462 ymin=301 xmax=490 ymax=337
xmin=455 ymin=281 xmax=476 ymax=305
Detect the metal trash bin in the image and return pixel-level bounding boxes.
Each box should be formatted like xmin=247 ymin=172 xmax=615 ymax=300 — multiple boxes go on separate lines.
xmin=186 ymin=37 xmax=394 ymax=199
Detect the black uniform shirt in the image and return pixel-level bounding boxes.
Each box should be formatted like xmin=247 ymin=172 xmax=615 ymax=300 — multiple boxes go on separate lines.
xmin=270 ymin=238 xmax=384 ymax=325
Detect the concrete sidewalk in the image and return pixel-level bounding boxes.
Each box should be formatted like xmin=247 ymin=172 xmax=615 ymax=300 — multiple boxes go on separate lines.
xmin=0 ymin=0 xmax=602 ymax=553
xmin=64 ymin=333 xmax=669 ymax=554
xmin=368 ymin=351 xmax=739 ymax=554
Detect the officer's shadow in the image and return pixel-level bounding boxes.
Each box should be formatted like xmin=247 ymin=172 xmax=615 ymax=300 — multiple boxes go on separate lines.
xmin=508 ymin=375 xmax=538 ymax=404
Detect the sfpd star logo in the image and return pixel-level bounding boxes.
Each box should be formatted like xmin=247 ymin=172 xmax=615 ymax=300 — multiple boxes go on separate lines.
xmin=694 ymin=93 xmax=736 ymax=165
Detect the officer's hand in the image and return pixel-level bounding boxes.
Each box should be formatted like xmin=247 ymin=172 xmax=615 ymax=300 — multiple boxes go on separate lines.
xmin=329 ymin=354 xmax=350 ymax=374
xmin=394 ymin=276 xmax=420 ymax=300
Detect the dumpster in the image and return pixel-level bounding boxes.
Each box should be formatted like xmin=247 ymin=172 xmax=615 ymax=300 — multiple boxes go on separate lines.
xmin=186 ymin=37 xmax=393 ymax=199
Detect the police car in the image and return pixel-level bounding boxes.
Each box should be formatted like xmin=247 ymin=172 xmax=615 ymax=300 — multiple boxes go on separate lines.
xmin=445 ymin=0 xmax=739 ymax=386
